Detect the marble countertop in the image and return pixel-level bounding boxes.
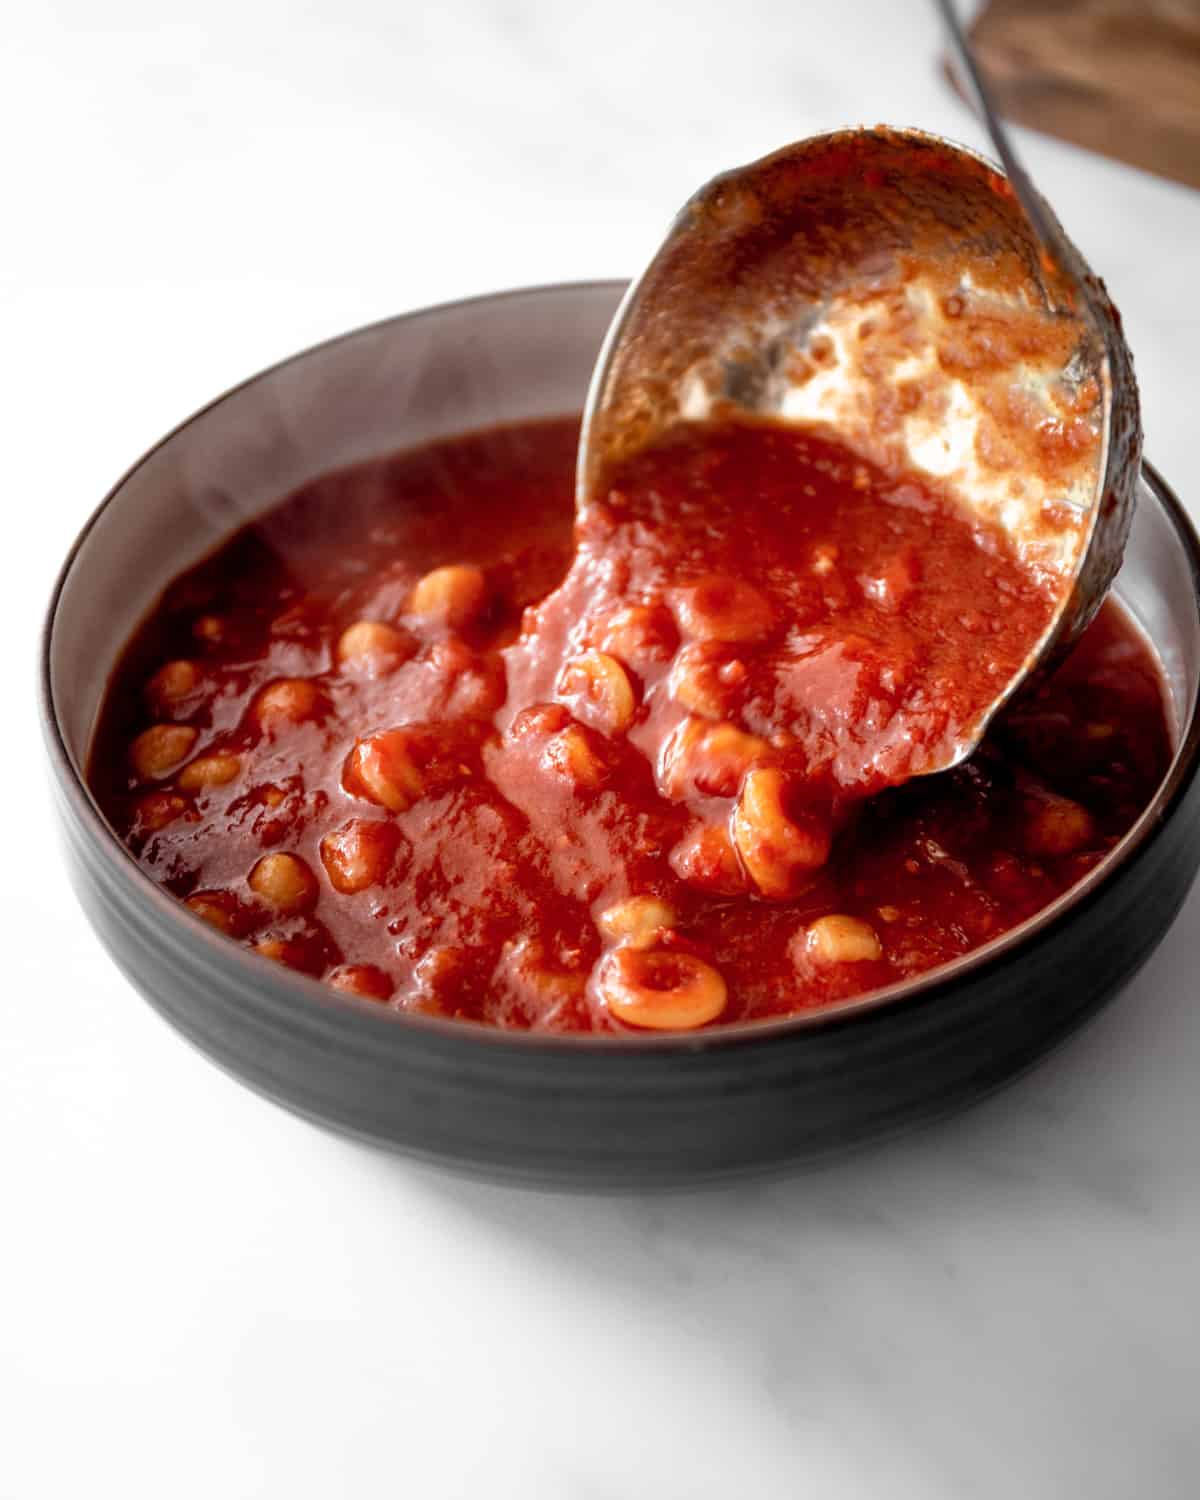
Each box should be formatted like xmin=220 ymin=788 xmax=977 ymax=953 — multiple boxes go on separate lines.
xmin=6 ymin=2 xmax=1199 ymax=1495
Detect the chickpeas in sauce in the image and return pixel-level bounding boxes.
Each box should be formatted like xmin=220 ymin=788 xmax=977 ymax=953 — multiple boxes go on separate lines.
xmin=89 ymin=417 xmax=1172 ymax=1032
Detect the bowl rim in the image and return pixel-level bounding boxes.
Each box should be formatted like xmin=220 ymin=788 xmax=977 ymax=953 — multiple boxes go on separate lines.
xmin=39 ymin=278 xmax=1200 ymax=1054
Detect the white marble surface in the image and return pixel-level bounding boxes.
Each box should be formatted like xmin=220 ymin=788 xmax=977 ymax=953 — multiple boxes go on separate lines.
xmin=6 ymin=2 xmax=1200 ymax=1495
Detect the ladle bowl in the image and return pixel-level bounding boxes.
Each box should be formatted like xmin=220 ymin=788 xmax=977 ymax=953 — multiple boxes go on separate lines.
xmin=578 ymin=127 xmax=1141 ymax=771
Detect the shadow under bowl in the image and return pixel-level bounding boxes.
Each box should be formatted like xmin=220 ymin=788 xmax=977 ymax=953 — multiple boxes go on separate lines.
xmin=39 ymin=281 xmax=1200 ymax=1187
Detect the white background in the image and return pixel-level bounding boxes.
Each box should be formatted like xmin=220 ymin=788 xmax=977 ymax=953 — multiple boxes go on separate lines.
xmin=5 ymin=3 xmax=1200 ymax=1496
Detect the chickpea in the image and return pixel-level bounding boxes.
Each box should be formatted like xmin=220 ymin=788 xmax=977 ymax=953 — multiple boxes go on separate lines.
xmin=336 ymin=619 xmax=417 ymax=677
xmin=328 ymin=964 xmax=394 ymax=1001
xmin=675 ymin=574 xmax=774 ymax=643
xmin=731 ymin=768 xmax=832 ymax=899
xmin=693 ymin=721 xmax=763 ymax=772
xmin=130 ymin=724 xmax=198 ymax=781
xmin=132 ymin=791 xmax=191 ymax=834
xmin=248 ymin=852 xmax=319 ymax=914
xmin=320 ymin=818 xmax=402 ymax=894
xmin=658 ymin=717 xmax=766 ymax=800
xmin=253 ymin=678 xmax=327 ymax=728
xmin=804 ymin=914 xmax=883 ymax=965
xmin=657 ymin=717 xmax=705 ymax=799
xmin=596 ymin=948 xmax=728 ymax=1031
xmin=408 ymin=564 xmax=488 ymax=629
xmin=558 ymin=651 xmax=636 ymax=735
xmin=252 ymin=937 xmax=315 ymax=972
xmin=411 ymin=945 xmax=470 ymax=1011
xmin=177 ymin=751 xmax=242 ymax=792
xmin=343 ymin=729 xmax=425 ymax=812
xmin=596 ymin=604 xmax=678 ymax=667
xmin=508 ymin=702 xmax=571 ymax=740
xmin=430 ymin=636 xmax=506 ymax=719
xmin=1024 ymin=794 xmax=1096 ymax=856
xmin=669 ymin=642 xmax=747 ymax=720
xmin=540 ymin=724 xmax=606 ymax=789
xmin=184 ymin=890 xmax=244 ymax=936
xmin=504 ymin=936 xmax=588 ymax=1011
xmin=597 ymin=895 xmax=677 ymax=949
xmin=445 ymin=659 xmax=506 ymax=719
xmin=145 ymin=659 xmax=198 ymax=712
xmin=668 ymin=822 xmax=747 ymax=894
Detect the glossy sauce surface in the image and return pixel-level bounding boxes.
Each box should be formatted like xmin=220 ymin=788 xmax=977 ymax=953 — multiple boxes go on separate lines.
xmin=90 ymin=416 xmax=1172 ymax=1030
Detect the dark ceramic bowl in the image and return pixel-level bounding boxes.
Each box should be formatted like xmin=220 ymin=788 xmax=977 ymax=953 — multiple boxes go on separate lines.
xmin=40 ymin=282 xmax=1200 ymax=1187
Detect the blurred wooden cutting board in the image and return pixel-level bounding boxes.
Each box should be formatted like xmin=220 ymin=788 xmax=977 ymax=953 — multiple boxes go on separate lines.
xmin=961 ymin=0 xmax=1200 ymax=188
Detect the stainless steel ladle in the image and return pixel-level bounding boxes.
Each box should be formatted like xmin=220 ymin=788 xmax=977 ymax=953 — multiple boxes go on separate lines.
xmin=578 ymin=2 xmax=1140 ymax=775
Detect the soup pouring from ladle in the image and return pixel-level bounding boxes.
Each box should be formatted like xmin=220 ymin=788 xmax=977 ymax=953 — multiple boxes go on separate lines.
xmin=577 ymin=0 xmax=1140 ymax=780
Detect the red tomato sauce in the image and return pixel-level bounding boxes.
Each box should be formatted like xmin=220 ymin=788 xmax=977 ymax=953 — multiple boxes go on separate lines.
xmin=89 ymin=416 xmax=1172 ymax=1030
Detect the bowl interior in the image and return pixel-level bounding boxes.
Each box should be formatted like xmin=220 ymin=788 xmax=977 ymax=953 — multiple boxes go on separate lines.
xmin=49 ymin=279 xmax=1200 ymax=893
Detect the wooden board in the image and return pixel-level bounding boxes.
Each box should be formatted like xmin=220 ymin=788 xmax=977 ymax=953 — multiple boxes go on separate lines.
xmin=958 ymin=0 xmax=1200 ymax=189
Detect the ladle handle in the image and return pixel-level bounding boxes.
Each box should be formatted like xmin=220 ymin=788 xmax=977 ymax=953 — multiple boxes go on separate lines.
xmin=934 ymin=0 xmax=1084 ymax=305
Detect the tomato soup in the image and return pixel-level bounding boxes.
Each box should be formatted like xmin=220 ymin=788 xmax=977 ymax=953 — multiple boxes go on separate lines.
xmin=89 ymin=416 xmax=1171 ymax=1031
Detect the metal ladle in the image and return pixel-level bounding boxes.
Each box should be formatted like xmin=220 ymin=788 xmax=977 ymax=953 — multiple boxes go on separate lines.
xmin=577 ymin=4 xmax=1140 ymax=777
